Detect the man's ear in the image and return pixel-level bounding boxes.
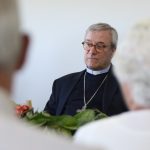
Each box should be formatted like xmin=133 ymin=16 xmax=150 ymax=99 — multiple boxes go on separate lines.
xmin=15 ymin=34 xmax=29 ymax=70
xmin=110 ymin=48 xmax=116 ymax=58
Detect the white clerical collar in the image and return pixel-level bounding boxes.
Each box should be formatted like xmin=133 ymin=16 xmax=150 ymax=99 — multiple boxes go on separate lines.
xmin=86 ymin=65 xmax=110 ymax=75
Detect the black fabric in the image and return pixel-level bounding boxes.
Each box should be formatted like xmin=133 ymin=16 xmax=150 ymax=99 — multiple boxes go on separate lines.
xmin=85 ymin=72 xmax=107 ymax=110
xmin=62 ymin=72 xmax=108 ymax=115
xmin=44 ymin=66 xmax=128 ymax=116
xmin=62 ymin=75 xmax=84 ymax=115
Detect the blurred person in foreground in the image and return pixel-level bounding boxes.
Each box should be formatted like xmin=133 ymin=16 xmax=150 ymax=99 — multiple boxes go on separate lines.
xmin=0 ymin=0 xmax=98 ymax=150
xmin=44 ymin=22 xmax=127 ymax=116
xmin=74 ymin=19 xmax=150 ymax=150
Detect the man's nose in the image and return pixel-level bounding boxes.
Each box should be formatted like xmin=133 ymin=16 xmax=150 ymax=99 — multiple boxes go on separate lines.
xmin=88 ymin=45 xmax=97 ymax=53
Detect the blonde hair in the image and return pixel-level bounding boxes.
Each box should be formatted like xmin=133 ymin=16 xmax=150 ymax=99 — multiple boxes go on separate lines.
xmin=114 ymin=19 xmax=150 ymax=106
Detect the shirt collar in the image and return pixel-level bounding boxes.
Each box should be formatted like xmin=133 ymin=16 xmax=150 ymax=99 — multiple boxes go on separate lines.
xmin=86 ymin=65 xmax=110 ymax=75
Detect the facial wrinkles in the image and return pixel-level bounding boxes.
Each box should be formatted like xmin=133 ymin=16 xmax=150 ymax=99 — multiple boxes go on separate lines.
xmin=85 ymin=31 xmax=112 ymax=55
xmin=85 ymin=30 xmax=112 ymax=45
xmin=84 ymin=31 xmax=113 ymax=69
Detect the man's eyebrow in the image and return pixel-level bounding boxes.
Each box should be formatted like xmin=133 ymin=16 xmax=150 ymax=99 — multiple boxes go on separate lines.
xmin=96 ymin=42 xmax=105 ymax=44
xmin=85 ymin=40 xmax=105 ymax=44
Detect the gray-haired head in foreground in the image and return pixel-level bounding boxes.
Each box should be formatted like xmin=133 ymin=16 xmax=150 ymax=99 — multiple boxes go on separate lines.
xmin=0 ymin=0 xmax=20 ymax=71
xmin=114 ymin=19 xmax=150 ymax=107
xmin=85 ymin=23 xmax=118 ymax=49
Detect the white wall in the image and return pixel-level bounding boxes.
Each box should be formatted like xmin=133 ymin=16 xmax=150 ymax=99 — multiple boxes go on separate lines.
xmin=13 ymin=0 xmax=150 ymax=110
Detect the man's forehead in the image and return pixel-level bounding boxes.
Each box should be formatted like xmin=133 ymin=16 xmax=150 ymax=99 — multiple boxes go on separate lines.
xmin=85 ymin=31 xmax=112 ymax=42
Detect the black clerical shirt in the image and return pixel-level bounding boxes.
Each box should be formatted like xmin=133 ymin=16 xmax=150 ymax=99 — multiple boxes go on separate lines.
xmin=62 ymin=72 xmax=108 ymax=115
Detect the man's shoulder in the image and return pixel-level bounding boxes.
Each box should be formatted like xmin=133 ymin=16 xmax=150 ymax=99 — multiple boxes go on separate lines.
xmin=107 ymin=65 xmax=120 ymax=85
xmin=74 ymin=113 xmax=122 ymax=140
xmin=55 ymin=70 xmax=85 ymax=81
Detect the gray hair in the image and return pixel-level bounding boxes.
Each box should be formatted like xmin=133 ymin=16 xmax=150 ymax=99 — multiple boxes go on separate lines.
xmin=0 ymin=0 xmax=20 ymax=70
xmin=85 ymin=23 xmax=118 ymax=49
xmin=114 ymin=19 xmax=150 ymax=107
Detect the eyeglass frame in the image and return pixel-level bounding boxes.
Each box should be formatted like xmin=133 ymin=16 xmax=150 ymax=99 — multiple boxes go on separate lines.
xmin=82 ymin=41 xmax=113 ymax=52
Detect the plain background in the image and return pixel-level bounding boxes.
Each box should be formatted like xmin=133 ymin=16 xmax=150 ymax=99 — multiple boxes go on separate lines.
xmin=12 ymin=0 xmax=150 ymax=111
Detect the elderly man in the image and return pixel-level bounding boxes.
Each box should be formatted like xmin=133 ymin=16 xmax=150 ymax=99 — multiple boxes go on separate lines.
xmin=0 ymin=0 xmax=97 ymax=150
xmin=74 ymin=19 xmax=150 ymax=150
xmin=44 ymin=23 xmax=128 ymax=116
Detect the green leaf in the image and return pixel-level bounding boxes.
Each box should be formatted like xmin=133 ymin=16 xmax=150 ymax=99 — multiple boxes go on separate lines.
xmin=74 ymin=109 xmax=95 ymax=127
xmin=20 ymin=108 xmax=107 ymax=136
xmin=46 ymin=115 xmax=77 ymax=130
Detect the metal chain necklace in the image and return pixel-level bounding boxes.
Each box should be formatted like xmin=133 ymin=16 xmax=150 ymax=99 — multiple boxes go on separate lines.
xmin=77 ymin=72 xmax=108 ymax=112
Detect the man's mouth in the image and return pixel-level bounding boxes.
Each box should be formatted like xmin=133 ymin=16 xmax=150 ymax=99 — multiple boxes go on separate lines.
xmin=88 ymin=57 xmax=97 ymax=60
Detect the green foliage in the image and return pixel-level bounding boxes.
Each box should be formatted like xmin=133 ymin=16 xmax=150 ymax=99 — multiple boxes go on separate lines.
xmin=23 ymin=109 xmax=107 ymax=136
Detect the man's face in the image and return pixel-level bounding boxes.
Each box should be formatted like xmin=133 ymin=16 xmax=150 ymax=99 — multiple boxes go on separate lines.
xmin=83 ymin=30 xmax=115 ymax=70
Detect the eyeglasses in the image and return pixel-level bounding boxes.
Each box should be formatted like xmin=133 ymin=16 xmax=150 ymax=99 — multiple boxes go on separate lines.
xmin=82 ymin=41 xmax=112 ymax=52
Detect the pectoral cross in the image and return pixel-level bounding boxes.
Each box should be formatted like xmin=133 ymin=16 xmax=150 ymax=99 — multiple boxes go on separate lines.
xmin=76 ymin=105 xmax=87 ymax=113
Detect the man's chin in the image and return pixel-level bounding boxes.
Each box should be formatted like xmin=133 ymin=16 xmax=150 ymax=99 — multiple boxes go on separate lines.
xmin=86 ymin=65 xmax=100 ymax=71
xmin=86 ymin=64 xmax=107 ymax=70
